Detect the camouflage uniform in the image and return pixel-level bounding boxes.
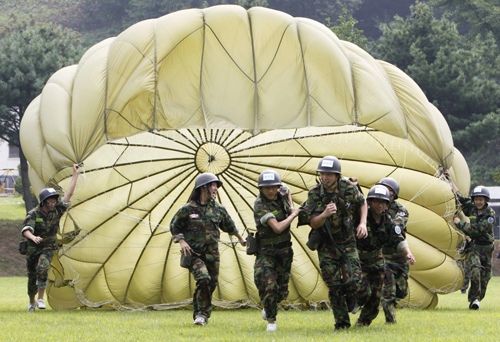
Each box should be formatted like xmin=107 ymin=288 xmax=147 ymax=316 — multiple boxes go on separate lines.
xmin=301 ymin=179 xmax=365 ymax=329
xmin=170 ymin=200 xmax=239 ymax=320
xmin=253 ymin=185 xmax=293 ymax=322
xmin=356 ymin=208 xmax=406 ymax=326
xmin=460 ymin=260 xmax=471 ymax=293
xmin=454 ymin=192 xmax=495 ymax=304
xmin=22 ymin=201 xmax=70 ymax=296
xmin=382 ymin=201 xmax=410 ymax=323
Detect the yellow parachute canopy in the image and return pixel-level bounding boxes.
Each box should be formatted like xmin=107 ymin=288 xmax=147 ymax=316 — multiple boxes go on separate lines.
xmin=20 ymin=5 xmax=469 ymax=311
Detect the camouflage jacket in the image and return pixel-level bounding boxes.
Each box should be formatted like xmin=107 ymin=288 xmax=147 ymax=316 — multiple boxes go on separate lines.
xmin=301 ymin=178 xmax=365 ymax=237
xmin=254 ymin=185 xmax=292 ymax=244
xmin=170 ymin=200 xmax=239 ymax=250
xmin=21 ymin=201 xmax=70 ymax=245
xmin=455 ymin=192 xmax=495 ymax=244
xmin=357 ymin=209 xmax=405 ymax=252
xmin=387 ymin=201 xmax=409 ymax=237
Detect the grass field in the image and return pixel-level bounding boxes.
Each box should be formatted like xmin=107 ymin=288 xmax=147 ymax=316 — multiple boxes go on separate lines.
xmin=0 ymin=195 xmax=26 ymax=220
xmin=1 ymin=277 xmax=499 ymax=341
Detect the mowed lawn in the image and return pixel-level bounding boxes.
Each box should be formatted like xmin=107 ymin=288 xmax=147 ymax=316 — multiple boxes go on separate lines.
xmin=1 ymin=277 xmax=499 ymax=341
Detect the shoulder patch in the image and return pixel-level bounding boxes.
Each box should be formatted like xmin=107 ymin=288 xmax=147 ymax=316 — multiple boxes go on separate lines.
xmin=35 ymin=218 xmax=44 ymax=222
xmin=488 ymin=217 xmax=494 ymax=224
xmin=395 ymin=226 xmax=401 ymax=235
xmin=397 ymin=211 xmax=406 ymax=217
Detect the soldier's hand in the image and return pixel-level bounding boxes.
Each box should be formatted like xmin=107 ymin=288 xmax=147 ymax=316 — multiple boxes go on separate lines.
xmin=31 ymin=236 xmax=43 ymax=244
xmin=407 ymin=253 xmax=416 ymax=265
xmin=239 ymin=238 xmax=247 ymax=247
xmin=323 ymin=203 xmax=337 ymax=217
xmin=179 ymin=239 xmax=191 ymax=256
xmin=290 ymin=208 xmax=300 ymax=218
xmin=453 ymin=217 xmax=460 ymax=225
xmin=356 ymin=223 xmax=368 ymax=239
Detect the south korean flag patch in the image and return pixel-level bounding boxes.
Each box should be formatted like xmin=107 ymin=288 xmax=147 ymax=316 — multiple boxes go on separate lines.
xmin=397 ymin=211 xmax=406 ymax=217
xmin=395 ymin=226 xmax=401 ymax=235
xmin=488 ymin=217 xmax=494 ymax=224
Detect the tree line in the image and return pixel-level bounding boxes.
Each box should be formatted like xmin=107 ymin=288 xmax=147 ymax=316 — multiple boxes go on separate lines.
xmin=1 ymin=0 xmax=499 ymax=211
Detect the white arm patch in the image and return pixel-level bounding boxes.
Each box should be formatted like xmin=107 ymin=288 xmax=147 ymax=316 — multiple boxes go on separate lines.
xmin=22 ymin=226 xmax=34 ymax=235
xmin=397 ymin=240 xmax=409 ymax=252
xmin=260 ymin=212 xmax=276 ymax=226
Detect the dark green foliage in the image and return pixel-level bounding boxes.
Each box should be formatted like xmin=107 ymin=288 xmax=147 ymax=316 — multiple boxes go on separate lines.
xmin=433 ymin=0 xmax=500 ymax=42
xmin=372 ymin=2 xmax=500 ymax=186
xmin=0 ymin=19 xmax=83 ymax=210
xmin=327 ymin=8 xmax=370 ymax=51
xmin=268 ymin=0 xmax=362 ymax=24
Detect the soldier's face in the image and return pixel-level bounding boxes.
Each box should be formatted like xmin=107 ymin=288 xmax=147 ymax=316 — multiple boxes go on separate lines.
xmin=319 ymin=172 xmax=339 ymax=188
xmin=261 ymin=185 xmax=280 ymax=200
xmin=44 ymin=198 xmax=57 ymax=212
xmin=369 ymin=198 xmax=389 ymax=214
xmin=473 ymin=196 xmax=486 ymax=210
xmin=207 ymin=182 xmax=219 ymax=199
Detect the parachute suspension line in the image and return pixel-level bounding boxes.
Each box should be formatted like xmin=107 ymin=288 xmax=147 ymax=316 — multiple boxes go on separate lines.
xmin=152 ymin=20 xmax=158 ymax=130
xmin=248 ymin=10 xmax=259 ymax=134
xmin=295 ymin=20 xmax=311 ymax=128
xmin=103 ymin=37 xmax=112 ymax=142
xmin=199 ymin=10 xmax=209 ymax=127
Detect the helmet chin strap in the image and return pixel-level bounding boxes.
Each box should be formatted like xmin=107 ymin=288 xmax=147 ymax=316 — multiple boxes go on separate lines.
xmin=321 ymin=177 xmax=338 ymax=190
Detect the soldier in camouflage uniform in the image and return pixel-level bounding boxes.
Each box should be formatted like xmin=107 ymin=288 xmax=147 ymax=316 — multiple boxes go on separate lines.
xmin=355 ymin=185 xmax=415 ymax=327
xmin=377 ymin=178 xmax=411 ymax=324
xmin=460 ymin=260 xmax=471 ymax=294
xmin=300 ymin=156 xmax=368 ymax=330
xmin=253 ymin=170 xmax=299 ymax=332
xmin=447 ymin=170 xmax=495 ymax=310
xmin=22 ymin=164 xmax=80 ymax=312
xmin=170 ymin=173 xmax=246 ymax=326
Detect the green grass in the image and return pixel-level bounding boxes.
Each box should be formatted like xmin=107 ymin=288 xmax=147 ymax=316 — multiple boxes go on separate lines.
xmin=0 ymin=195 xmax=27 ymax=220
xmin=1 ymin=277 xmax=499 ymax=341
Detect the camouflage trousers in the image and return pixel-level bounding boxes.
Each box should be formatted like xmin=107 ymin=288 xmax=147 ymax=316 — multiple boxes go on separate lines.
xmin=382 ymin=255 xmax=409 ymax=323
xmin=356 ymin=255 xmax=385 ymax=326
xmin=318 ymin=240 xmax=362 ymax=329
xmin=254 ymin=245 xmax=293 ymax=322
xmin=460 ymin=260 xmax=471 ymax=292
xmin=467 ymin=248 xmax=492 ymax=303
xmin=189 ymin=244 xmax=220 ymax=320
xmin=26 ymin=245 xmax=56 ymax=296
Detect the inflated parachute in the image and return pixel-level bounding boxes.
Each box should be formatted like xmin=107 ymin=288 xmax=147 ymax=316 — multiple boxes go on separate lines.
xmin=20 ymin=5 xmax=470 ymax=311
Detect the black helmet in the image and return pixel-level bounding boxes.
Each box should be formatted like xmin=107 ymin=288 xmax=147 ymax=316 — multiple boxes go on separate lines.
xmin=258 ymin=170 xmax=282 ymax=187
xmin=367 ymin=185 xmax=391 ymax=203
xmin=39 ymin=188 xmax=59 ymax=206
xmin=317 ymin=156 xmax=341 ymax=174
xmin=194 ymin=173 xmax=222 ymax=190
xmin=376 ymin=177 xmax=400 ymax=199
xmin=471 ymin=186 xmax=490 ymax=201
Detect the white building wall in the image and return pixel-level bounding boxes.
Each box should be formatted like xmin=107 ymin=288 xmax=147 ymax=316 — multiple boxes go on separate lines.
xmin=0 ymin=140 xmax=20 ymax=173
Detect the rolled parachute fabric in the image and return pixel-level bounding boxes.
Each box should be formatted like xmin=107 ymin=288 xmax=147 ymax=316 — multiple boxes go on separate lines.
xmin=20 ymin=5 xmax=467 ymax=310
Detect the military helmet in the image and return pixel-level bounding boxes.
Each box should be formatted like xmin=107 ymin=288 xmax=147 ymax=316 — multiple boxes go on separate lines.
xmin=39 ymin=188 xmax=59 ymax=206
xmin=258 ymin=170 xmax=282 ymax=187
xmin=376 ymin=177 xmax=400 ymax=199
xmin=367 ymin=185 xmax=391 ymax=203
xmin=471 ymin=186 xmax=490 ymax=201
xmin=317 ymin=156 xmax=341 ymax=174
xmin=194 ymin=173 xmax=222 ymax=190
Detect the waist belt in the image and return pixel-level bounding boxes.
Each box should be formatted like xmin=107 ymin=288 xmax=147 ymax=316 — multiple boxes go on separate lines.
xmin=471 ymin=243 xmax=493 ymax=252
xmin=28 ymin=240 xmax=56 ymax=248
xmin=382 ymin=247 xmax=403 ymax=258
xmin=259 ymin=233 xmax=291 ymax=247
xmin=472 ymin=240 xmax=491 ymax=246
xmin=358 ymin=248 xmax=382 ymax=259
